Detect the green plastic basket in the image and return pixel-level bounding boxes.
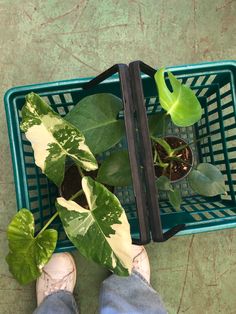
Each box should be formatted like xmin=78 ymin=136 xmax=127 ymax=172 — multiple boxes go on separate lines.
xmin=4 ymin=68 xmax=151 ymax=251
xmin=130 ymin=60 xmax=236 ymax=237
xmin=4 ymin=60 xmax=236 ymax=251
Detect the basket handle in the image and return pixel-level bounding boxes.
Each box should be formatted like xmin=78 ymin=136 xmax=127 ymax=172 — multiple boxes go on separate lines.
xmin=83 ymin=64 xmax=151 ymax=245
xmin=129 ymin=60 xmax=186 ymax=242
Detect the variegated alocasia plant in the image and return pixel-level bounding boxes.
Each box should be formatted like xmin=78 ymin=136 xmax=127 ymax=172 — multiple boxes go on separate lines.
xmin=6 ymin=92 xmax=133 ymax=285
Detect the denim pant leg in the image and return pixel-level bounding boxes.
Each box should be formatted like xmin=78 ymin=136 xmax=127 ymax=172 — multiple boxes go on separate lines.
xmin=99 ymin=271 xmax=167 ymax=314
xmin=33 ymin=290 xmax=79 ymax=314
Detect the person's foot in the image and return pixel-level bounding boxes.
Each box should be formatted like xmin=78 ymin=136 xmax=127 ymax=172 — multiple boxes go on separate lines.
xmin=36 ymin=253 xmax=77 ymax=306
xmin=131 ymin=245 xmax=150 ymax=283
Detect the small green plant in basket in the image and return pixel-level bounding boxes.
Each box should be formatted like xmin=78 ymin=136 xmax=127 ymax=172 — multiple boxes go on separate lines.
xmin=150 ymin=68 xmax=227 ymax=211
xmin=6 ymin=92 xmax=134 ymax=285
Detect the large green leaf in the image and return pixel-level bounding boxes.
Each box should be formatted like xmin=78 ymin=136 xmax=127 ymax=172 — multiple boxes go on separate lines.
xmin=168 ymin=188 xmax=182 ymax=211
xmin=21 ymin=93 xmax=98 ymax=186
xmin=65 ymin=93 xmax=125 ymax=154
xmin=97 ymin=151 xmax=132 ymax=187
xmin=148 ymin=111 xmax=170 ymax=137
xmin=154 ymin=68 xmax=203 ymax=127
xmin=56 ymin=176 xmax=132 ymax=276
xmin=188 ymin=163 xmax=226 ymax=196
xmin=6 ymin=209 xmax=57 ymax=285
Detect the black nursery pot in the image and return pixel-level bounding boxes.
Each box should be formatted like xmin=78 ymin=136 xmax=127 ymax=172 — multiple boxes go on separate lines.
xmin=154 ymin=136 xmax=194 ymax=183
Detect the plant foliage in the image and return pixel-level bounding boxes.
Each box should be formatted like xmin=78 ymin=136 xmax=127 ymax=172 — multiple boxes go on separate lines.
xmin=97 ymin=151 xmax=132 ymax=187
xmin=6 ymin=209 xmax=57 ymax=285
xmin=188 ymin=163 xmax=227 ymax=196
xmin=56 ymin=177 xmax=132 ymax=276
xmin=65 ymin=93 xmax=125 ymax=154
xmin=155 ymin=68 xmax=203 ymax=127
xmin=21 ymin=93 xmax=97 ymax=186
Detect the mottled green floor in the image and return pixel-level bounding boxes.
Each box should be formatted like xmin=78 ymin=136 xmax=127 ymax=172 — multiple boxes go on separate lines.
xmin=0 ymin=1 xmax=236 ymax=313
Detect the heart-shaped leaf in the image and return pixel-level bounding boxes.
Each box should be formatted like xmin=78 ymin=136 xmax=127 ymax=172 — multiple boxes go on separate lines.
xmin=6 ymin=208 xmax=57 ymax=285
xmin=20 ymin=93 xmax=98 ymax=186
xmin=97 ymin=151 xmax=132 ymax=187
xmin=156 ymin=176 xmax=173 ymax=192
xmin=168 ymin=188 xmax=182 ymax=211
xmin=188 ymin=163 xmax=226 ymax=196
xmin=148 ymin=111 xmax=170 ymax=137
xmin=56 ymin=176 xmax=132 ymax=276
xmin=155 ymin=68 xmax=203 ymax=127
xmin=65 ymin=93 xmax=125 ymax=154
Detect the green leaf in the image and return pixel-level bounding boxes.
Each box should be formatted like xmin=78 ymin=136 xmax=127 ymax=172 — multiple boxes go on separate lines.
xmin=154 ymin=68 xmax=203 ymax=127
xmin=21 ymin=93 xmax=98 ymax=186
xmin=56 ymin=177 xmax=132 ymax=276
xmin=97 ymin=151 xmax=132 ymax=187
xmin=156 ymin=176 xmax=173 ymax=191
xmin=6 ymin=209 xmax=57 ymax=285
xmin=152 ymin=137 xmax=172 ymax=156
xmin=155 ymin=151 xmax=169 ymax=168
xmin=65 ymin=93 xmax=125 ymax=154
xmin=148 ymin=111 xmax=170 ymax=137
xmin=168 ymin=188 xmax=182 ymax=211
xmin=188 ymin=163 xmax=226 ymax=196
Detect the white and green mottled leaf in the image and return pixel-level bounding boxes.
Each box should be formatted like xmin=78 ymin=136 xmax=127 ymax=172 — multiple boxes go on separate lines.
xmin=155 ymin=68 xmax=203 ymax=127
xmin=56 ymin=176 xmax=132 ymax=276
xmin=188 ymin=163 xmax=226 ymax=196
xmin=6 ymin=208 xmax=57 ymax=285
xmin=65 ymin=93 xmax=125 ymax=154
xmin=21 ymin=93 xmax=98 ymax=186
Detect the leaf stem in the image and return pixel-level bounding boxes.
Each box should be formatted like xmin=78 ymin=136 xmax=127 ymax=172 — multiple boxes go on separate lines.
xmin=37 ymin=211 xmax=59 ymax=237
xmin=153 ymin=147 xmax=157 ymax=163
xmin=69 ymin=189 xmax=84 ymax=201
xmin=77 ymin=166 xmax=85 ymax=178
xmin=37 ymin=187 xmax=85 ymax=236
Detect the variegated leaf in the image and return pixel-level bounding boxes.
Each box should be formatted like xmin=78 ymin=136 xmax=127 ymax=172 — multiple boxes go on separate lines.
xmin=6 ymin=208 xmax=57 ymax=285
xmin=56 ymin=176 xmax=132 ymax=276
xmin=21 ymin=93 xmax=98 ymax=186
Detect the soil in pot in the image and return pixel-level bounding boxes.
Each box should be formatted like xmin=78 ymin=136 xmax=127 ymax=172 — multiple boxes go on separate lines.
xmin=60 ymin=164 xmax=114 ymax=208
xmin=154 ymin=136 xmax=193 ymax=182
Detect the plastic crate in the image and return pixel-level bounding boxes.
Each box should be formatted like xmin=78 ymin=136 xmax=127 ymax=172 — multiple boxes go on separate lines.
xmin=4 ymin=64 xmax=151 ymax=251
xmin=129 ymin=60 xmax=236 ymax=238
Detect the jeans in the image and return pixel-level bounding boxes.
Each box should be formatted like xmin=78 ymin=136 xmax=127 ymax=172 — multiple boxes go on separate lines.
xmin=34 ymin=271 xmax=167 ymax=314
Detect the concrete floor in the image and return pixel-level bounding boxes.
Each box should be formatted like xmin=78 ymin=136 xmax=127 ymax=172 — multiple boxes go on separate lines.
xmin=0 ymin=0 xmax=236 ymax=313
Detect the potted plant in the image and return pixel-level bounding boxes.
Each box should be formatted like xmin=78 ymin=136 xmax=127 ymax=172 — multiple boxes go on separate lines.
xmin=150 ymin=68 xmax=226 ymax=211
xmin=6 ymin=67 xmax=226 ymax=285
